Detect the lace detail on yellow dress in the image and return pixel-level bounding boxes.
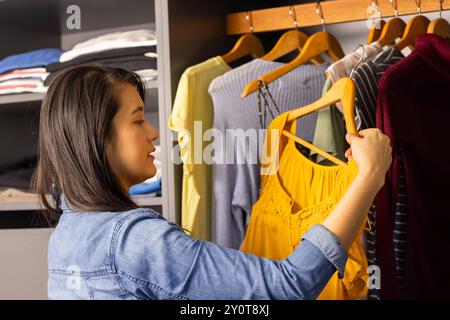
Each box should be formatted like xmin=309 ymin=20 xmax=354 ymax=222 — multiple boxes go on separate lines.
xmin=255 ymin=159 xmax=357 ymax=232
xmin=243 ymin=111 xmax=369 ymax=299
xmin=254 ymin=176 xmax=293 ymax=226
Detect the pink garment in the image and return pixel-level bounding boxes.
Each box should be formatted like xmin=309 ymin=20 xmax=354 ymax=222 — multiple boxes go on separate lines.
xmin=326 ymin=41 xmax=382 ymax=112
xmin=0 ymin=67 xmax=48 ymax=82
xmin=326 ymin=41 xmax=383 ymax=83
xmin=0 ymin=78 xmax=46 ymax=94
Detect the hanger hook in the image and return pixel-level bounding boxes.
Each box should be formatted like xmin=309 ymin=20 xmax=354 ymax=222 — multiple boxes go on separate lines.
xmin=372 ymin=0 xmax=382 ymax=16
xmin=439 ymin=0 xmax=444 ymax=18
xmin=372 ymin=0 xmax=381 ymax=13
xmin=315 ymin=1 xmax=326 ymax=32
xmin=350 ymin=44 xmax=366 ymax=78
xmin=289 ymin=5 xmax=299 ymax=30
xmin=389 ymin=0 xmax=399 ymax=17
xmin=414 ymin=0 xmax=422 ymax=15
xmin=370 ymin=0 xmax=382 ymax=28
xmin=246 ymin=10 xmax=254 ymax=33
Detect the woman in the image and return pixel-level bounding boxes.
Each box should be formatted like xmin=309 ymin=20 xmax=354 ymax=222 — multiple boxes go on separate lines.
xmin=33 ymin=65 xmax=391 ymax=299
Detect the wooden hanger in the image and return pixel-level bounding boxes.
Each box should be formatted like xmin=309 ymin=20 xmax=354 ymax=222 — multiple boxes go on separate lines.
xmin=376 ymin=0 xmax=406 ymax=46
xmin=368 ymin=20 xmax=386 ymax=43
xmin=377 ymin=18 xmax=406 ymax=46
xmin=428 ymin=18 xmax=450 ymax=38
xmin=262 ymin=30 xmax=325 ymax=64
xmin=283 ymin=77 xmax=357 ymax=167
xmin=241 ymin=31 xmax=344 ymax=97
xmin=222 ymin=33 xmax=265 ymax=63
xmin=396 ymin=0 xmax=431 ymax=50
xmin=367 ymin=0 xmax=385 ymax=44
xmin=262 ymin=6 xmax=325 ymax=64
xmin=427 ymin=0 xmax=450 ymax=39
xmin=396 ymin=15 xmax=430 ymax=50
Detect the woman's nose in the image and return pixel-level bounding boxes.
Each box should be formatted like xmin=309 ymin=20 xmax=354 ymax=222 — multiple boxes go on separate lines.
xmin=146 ymin=122 xmax=159 ymax=143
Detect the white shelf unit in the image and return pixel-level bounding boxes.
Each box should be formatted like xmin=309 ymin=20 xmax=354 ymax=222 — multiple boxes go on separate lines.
xmin=0 ymin=0 xmax=165 ymax=216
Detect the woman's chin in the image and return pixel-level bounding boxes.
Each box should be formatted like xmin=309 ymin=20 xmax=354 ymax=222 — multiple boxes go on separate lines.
xmin=145 ymin=164 xmax=157 ymax=180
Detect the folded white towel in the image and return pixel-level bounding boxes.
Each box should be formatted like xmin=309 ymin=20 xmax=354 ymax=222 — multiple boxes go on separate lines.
xmin=60 ymin=29 xmax=157 ymax=63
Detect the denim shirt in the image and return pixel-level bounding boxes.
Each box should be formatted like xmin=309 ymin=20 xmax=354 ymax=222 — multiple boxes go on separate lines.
xmin=48 ymin=198 xmax=348 ymax=300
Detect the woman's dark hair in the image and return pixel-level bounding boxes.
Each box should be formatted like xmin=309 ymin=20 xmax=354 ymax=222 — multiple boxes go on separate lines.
xmin=32 ymin=65 xmax=146 ymax=224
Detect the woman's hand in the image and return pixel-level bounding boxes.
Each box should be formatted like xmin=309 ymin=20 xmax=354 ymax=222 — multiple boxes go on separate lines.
xmin=345 ymin=129 xmax=392 ymax=190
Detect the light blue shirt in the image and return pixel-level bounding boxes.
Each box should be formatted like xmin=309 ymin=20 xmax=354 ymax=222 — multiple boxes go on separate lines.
xmin=48 ymin=197 xmax=348 ymax=300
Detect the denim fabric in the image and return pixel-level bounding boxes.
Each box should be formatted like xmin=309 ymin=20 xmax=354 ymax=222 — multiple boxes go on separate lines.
xmin=48 ymin=198 xmax=348 ymax=300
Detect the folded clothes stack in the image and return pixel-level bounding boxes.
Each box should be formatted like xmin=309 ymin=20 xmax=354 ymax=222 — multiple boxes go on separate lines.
xmin=129 ymin=145 xmax=162 ymax=196
xmin=45 ymin=29 xmax=158 ymax=86
xmin=0 ymin=158 xmax=37 ymax=204
xmin=0 ymin=48 xmax=62 ymax=95
xmin=0 ymin=157 xmax=36 ymax=192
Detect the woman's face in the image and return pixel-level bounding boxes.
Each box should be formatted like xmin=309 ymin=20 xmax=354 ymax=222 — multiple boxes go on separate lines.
xmin=106 ymin=84 xmax=159 ymax=193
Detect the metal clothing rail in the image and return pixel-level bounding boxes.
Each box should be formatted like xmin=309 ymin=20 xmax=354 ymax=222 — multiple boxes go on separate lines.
xmin=227 ymin=0 xmax=450 ymax=34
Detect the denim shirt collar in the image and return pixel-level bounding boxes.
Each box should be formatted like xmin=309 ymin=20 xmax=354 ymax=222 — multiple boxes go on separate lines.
xmin=60 ymin=194 xmax=73 ymax=212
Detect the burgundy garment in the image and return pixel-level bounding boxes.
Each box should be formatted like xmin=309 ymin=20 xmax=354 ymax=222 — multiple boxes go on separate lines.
xmin=376 ymin=34 xmax=450 ymax=299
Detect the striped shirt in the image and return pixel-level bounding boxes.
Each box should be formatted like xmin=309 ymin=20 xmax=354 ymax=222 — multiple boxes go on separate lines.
xmin=351 ymin=46 xmax=404 ymax=299
xmin=393 ymin=154 xmax=407 ymax=293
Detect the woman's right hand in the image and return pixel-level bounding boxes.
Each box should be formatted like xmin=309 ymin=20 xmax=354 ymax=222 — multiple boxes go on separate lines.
xmin=345 ymin=129 xmax=392 ymax=190
xmin=321 ymin=128 xmax=392 ymax=250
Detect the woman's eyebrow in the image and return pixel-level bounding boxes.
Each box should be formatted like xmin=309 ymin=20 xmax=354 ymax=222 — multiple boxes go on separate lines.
xmin=130 ymin=106 xmax=144 ymax=115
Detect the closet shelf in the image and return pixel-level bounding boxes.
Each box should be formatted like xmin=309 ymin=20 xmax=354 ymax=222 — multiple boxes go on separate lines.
xmin=0 ymin=195 xmax=163 ymax=212
xmin=0 ymin=92 xmax=46 ymax=104
xmin=0 ymin=79 xmax=158 ymax=106
xmin=131 ymin=194 xmax=163 ymax=207
xmin=145 ymin=78 xmax=158 ymax=89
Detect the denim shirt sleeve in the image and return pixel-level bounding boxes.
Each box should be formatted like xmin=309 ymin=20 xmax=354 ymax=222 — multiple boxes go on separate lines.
xmin=113 ymin=210 xmax=348 ymax=300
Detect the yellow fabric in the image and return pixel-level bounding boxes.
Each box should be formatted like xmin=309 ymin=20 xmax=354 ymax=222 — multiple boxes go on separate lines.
xmin=168 ymin=57 xmax=231 ymax=241
xmin=241 ymin=112 xmax=368 ymax=300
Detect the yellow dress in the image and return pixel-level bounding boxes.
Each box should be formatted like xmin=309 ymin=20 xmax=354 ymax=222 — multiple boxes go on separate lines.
xmin=240 ymin=112 xmax=368 ymax=300
xmin=169 ymin=57 xmax=231 ymax=241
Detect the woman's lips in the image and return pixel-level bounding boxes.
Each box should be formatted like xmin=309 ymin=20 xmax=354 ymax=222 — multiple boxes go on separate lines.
xmin=147 ymin=146 xmax=156 ymax=157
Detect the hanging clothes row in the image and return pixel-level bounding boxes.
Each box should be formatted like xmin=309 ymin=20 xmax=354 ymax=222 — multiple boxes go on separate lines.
xmin=169 ymin=50 xmax=330 ymax=244
xmin=209 ymin=59 xmax=328 ymax=248
xmin=169 ymin=6 xmax=450 ymax=300
xmin=0 ymin=28 xmax=160 ymax=206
